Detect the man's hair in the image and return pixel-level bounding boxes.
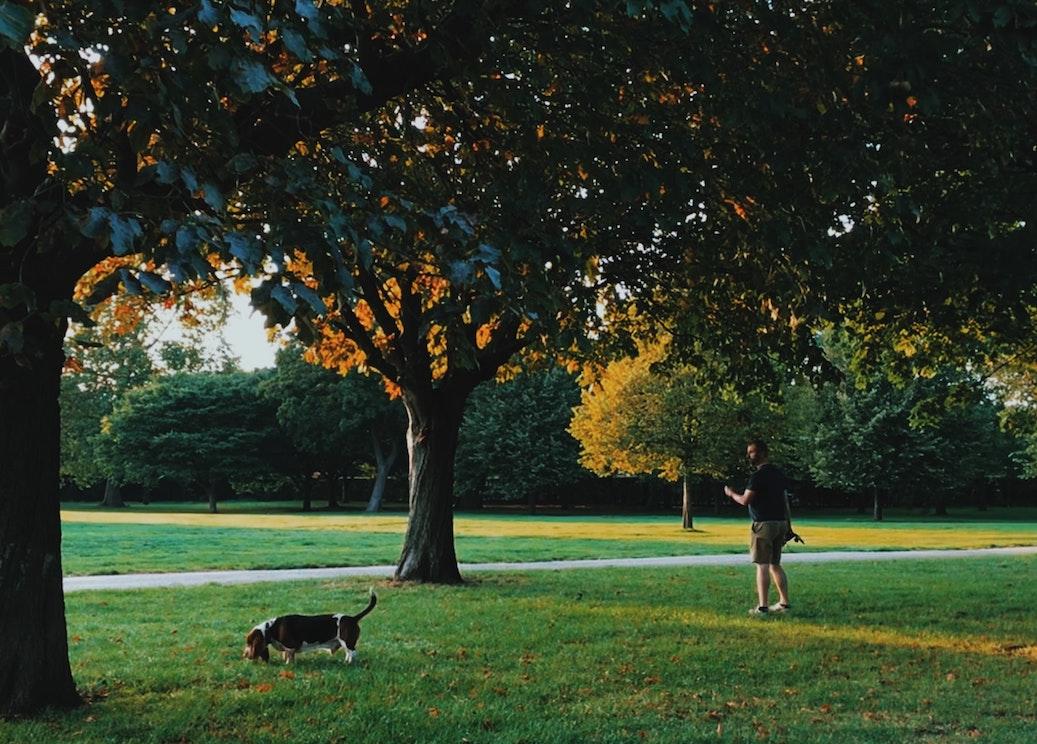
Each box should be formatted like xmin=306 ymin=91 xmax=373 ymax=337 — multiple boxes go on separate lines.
xmin=747 ymin=438 xmax=769 ymax=456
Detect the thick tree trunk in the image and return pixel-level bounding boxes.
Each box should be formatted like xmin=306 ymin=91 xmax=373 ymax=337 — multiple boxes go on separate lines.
xmin=394 ymin=386 xmax=469 ymax=583
xmin=366 ymin=432 xmax=399 ymax=513
xmin=681 ymin=471 xmax=693 ymax=529
xmin=872 ymin=486 xmax=883 ymax=521
xmin=0 ymin=313 xmax=80 ymax=715
xmin=101 ymin=478 xmax=124 ymax=508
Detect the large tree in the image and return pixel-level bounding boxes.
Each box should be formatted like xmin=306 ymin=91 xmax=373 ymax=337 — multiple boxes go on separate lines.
xmin=2 ymin=0 xmax=1035 ymax=715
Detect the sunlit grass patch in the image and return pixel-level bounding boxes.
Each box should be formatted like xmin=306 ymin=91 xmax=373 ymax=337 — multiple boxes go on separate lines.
xmin=8 ymin=556 xmax=1035 ymax=743
xmin=60 ymin=506 xmax=1037 ymax=576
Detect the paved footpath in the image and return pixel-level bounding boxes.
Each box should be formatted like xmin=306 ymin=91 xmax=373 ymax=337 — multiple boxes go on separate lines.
xmin=64 ymin=546 xmax=1037 ymax=592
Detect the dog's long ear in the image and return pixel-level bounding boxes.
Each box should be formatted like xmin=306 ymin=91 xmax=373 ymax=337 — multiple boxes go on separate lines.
xmin=244 ymin=629 xmax=268 ymax=662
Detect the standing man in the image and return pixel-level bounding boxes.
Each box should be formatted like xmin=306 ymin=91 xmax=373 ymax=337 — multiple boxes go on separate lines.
xmin=724 ymin=438 xmax=791 ymax=616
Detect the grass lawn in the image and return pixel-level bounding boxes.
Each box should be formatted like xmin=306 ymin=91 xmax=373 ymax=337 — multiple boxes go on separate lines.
xmin=59 ymin=503 xmax=1037 ymax=575
xmin=6 ymin=556 xmax=1035 ymax=743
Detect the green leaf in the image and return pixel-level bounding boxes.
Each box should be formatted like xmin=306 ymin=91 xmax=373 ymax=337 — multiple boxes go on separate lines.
xmin=118 ymin=267 xmax=142 ymax=295
xmin=48 ymin=298 xmax=94 ymax=325
xmin=0 ymin=1 xmax=33 ymax=48
xmin=993 ymin=6 xmax=1013 ymax=28
xmin=281 ymin=28 xmax=313 ymax=61
xmin=198 ymin=0 xmax=219 ymax=25
xmin=0 ymin=320 xmax=23 ymax=354
xmin=660 ymin=1 xmax=693 ymax=30
xmin=295 ymin=0 xmax=319 ymax=23
xmin=351 ymin=63 xmax=373 ymax=95
xmin=156 ymin=161 xmax=179 ymax=185
xmin=202 ymin=183 xmax=225 ymax=211
xmin=109 ymin=214 xmax=143 ymax=255
xmin=234 ymin=59 xmax=276 ymax=94
xmin=138 ymin=271 xmax=172 ymax=294
xmin=227 ymin=153 xmax=259 ymax=174
xmin=0 ymin=200 xmax=32 ymax=246
xmin=180 ymin=167 xmax=198 ymax=192
xmin=271 ymin=284 xmax=297 ymax=313
xmin=293 ymin=282 xmax=326 ymax=314
xmin=227 ymin=232 xmax=261 ymax=272
xmin=83 ymin=272 xmax=121 ymax=305
xmin=229 ymin=9 xmax=263 ymax=42
xmin=357 ymin=239 xmax=373 ymax=270
xmin=0 ymin=282 xmax=33 ymax=309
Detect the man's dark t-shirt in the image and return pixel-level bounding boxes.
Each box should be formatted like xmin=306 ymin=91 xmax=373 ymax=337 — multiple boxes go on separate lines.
xmin=745 ymin=463 xmax=787 ymax=522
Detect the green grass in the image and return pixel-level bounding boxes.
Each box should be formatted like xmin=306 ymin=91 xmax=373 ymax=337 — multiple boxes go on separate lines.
xmin=60 ymin=504 xmax=1037 ymax=576
xmin=6 ymin=556 xmax=1035 ymax=743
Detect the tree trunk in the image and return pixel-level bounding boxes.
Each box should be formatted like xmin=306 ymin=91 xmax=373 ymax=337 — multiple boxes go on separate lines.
xmin=101 ymin=478 xmax=124 ymax=508
xmin=394 ymin=385 xmax=470 ymax=583
xmin=327 ymin=476 xmax=342 ymax=510
xmin=366 ymin=432 xmax=400 ymax=513
xmin=872 ymin=486 xmax=883 ymax=521
xmin=681 ymin=471 xmax=693 ymax=529
xmin=0 ymin=308 xmax=80 ymax=715
xmin=206 ymin=477 xmax=219 ymax=513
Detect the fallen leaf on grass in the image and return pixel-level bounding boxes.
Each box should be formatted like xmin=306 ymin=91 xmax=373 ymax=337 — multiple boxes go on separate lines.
xmin=255 ymin=683 xmax=273 ymax=693
xmin=279 ymin=670 xmax=295 ymax=680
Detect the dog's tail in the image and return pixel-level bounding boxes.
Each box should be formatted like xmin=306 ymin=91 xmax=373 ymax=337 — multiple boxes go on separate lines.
xmin=354 ymin=589 xmax=377 ymax=621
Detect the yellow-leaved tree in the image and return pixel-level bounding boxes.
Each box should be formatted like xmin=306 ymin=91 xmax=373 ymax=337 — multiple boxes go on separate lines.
xmin=570 ymin=344 xmax=784 ymax=528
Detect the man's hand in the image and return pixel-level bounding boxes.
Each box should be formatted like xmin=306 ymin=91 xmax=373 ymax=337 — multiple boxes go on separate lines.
xmin=724 ymin=485 xmax=734 ymax=499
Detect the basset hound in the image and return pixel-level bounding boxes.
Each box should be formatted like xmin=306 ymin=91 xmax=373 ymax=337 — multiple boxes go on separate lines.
xmin=244 ymin=591 xmax=377 ymax=664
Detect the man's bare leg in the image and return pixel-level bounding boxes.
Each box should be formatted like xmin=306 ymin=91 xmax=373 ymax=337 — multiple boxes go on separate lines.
xmin=769 ymin=565 xmax=789 ymax=606
xmin=756 ymin=563 xmax=771 ymax=608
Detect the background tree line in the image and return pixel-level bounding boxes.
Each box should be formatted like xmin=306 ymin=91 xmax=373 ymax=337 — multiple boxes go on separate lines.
xmin=63 ymin=318 xmax=1037 ymax=519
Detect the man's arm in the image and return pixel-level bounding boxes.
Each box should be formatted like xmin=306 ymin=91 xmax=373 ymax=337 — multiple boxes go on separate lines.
xmin=724 ymin=485 xmax=755 ymax=506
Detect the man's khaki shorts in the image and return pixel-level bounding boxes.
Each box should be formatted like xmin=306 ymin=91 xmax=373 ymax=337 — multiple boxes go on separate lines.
xmin=750 ymin=521 xmax=787 ymax=564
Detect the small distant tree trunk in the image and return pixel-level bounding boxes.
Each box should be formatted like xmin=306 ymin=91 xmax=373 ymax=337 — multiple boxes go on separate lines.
xmin=975 ymin=484 xmax=987 ymax=512
xmin=206 ymin=477 xmax=218 ymax=513
xmin=327 ymin=477 xmax=340 ymax=509
xmin=933 ymin=493 xmax=947 ymax=516
xmin=339 ymin=476 xmax=349 ymax=506
xmin=527 ymin=490 xmax=537 ymax=515
xmin=367 ymin=433 xmax=400 ymax=513
xmin=101 ymin=479 xmax=124 ymax=508
xmin=872 ymin=486 xmax=883 ymax=521
xmin=681 ymin=471 xmax=693 ymax=529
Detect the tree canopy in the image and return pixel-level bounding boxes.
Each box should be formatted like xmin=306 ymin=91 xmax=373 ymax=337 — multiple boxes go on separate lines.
xmin=2 ymin=0 xmax=1036 ymax=715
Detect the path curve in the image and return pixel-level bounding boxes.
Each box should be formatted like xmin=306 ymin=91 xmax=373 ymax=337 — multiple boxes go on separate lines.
xmin=63 ymin=545 xmax=1037 ymax=592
